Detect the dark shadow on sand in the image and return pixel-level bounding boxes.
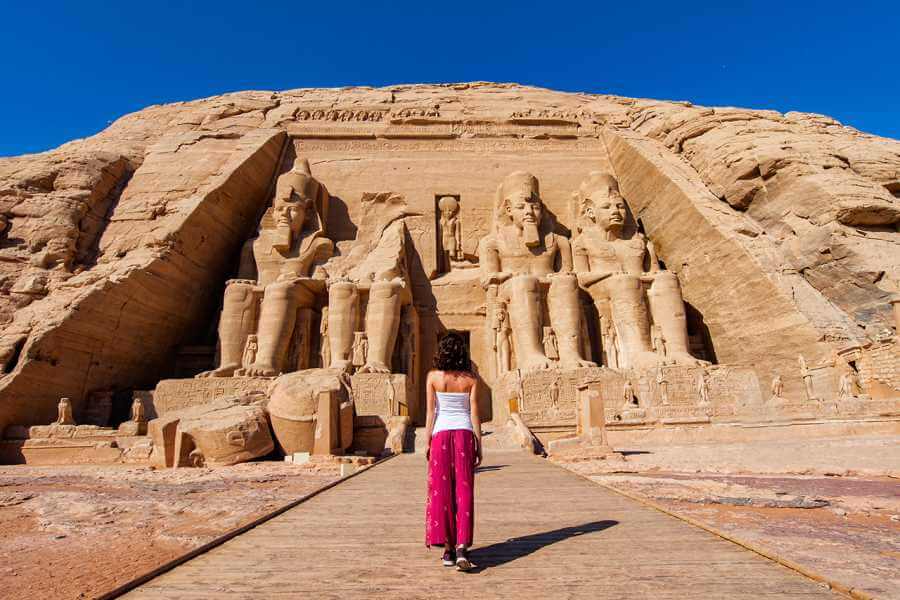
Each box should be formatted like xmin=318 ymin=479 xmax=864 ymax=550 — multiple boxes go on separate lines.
xmin=474 ymin=465 xmax=508 ymax=473
xmin=468 ymin=520 xmax=618 ymax=572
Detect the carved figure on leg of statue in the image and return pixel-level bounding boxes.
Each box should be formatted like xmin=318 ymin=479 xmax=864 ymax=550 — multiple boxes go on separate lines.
xmin=198 ymin=159 xmax=333 ymax=378
xmin=651 ymin=325 xmax=667 ymax=358
xmin=516 ymin=369 xmax=526 ymax=411
xmin=571 ymin=172 xmax=707 ymax=371
xmin=549 ymin=376 xmax=560 ymax=408
xmin=493 ymin=303 xmax=512 ymax=374
xmin=351 ymin=332 xmax=368 ymax=369
xmin=601 ymin=316 xmax=620 ymax=369
xmin=319 ymin=307 xmax=330 ymax=368
xmin=234 ymin=335 xmax=258 ymax=376
xmin=478 ymin=171 xmax=594 ymax=372
xmin=543 ymin=326 xmax=559 ymax=361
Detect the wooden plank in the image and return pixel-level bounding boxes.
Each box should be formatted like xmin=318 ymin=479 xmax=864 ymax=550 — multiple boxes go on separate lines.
xmin=122 ymin=452 xmax=838 ymax=599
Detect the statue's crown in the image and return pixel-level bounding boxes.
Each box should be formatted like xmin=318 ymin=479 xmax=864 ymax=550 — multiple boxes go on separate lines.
xmin=499 ymin=171 xmax=539 ymax=200
xmin=578 ymin=171 xmax=618 ymax=199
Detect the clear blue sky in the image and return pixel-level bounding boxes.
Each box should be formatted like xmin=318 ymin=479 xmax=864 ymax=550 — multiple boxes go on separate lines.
xmin=2 ymin=1 xmax=897 ymax=157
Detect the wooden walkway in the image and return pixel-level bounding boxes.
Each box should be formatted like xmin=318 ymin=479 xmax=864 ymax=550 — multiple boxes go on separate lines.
xmin=123 ymin=452 xmax=837 ymax=599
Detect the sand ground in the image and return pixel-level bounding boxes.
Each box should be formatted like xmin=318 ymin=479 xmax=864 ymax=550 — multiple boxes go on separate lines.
xmin=554 ymin=435 xmax=900 ymax=599
xmin=0 ymin=461 xmax=340 ymax=600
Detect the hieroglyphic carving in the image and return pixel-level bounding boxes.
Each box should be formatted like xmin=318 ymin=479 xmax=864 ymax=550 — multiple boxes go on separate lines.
xmin=153 ymin=377 xmax=272 ymax=415
xmin=293 ymin=108 xmax=387 ymax=122
xmin=350 ymin=373 xmax=408 ymax=418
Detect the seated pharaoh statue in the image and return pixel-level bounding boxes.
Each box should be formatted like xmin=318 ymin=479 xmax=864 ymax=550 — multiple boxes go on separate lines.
xmin=571 ymin=171 xmax=707 ymax=370
xmin=479 ymin=171 xmax=594 ymax=372
xmin=320 ymin=191 xmax=414 ymax=374
xmin=199 ymin=159 xmax=333 ymax=378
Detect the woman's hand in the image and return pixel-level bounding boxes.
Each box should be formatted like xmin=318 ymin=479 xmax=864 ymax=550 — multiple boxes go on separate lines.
xmin=474 ymin=439 xmax=483 ymax=468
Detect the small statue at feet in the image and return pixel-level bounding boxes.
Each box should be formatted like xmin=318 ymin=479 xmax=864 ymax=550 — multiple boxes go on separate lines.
xmin=56 ymin=397 xmax=75 ymax=426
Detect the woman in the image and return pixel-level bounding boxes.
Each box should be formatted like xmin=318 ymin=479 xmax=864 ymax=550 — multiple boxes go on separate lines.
xmin=424 ymin=332 xmax=482 ymax=571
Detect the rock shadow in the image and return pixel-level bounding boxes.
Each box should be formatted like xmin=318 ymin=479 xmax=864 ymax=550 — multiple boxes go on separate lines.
xmin=468 ymin=519 xmax=618 ymax=572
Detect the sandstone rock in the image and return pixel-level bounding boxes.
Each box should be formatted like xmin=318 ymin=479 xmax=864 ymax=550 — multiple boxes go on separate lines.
xmin=148 ymin=396 xmax=274 ymax=468
xmin=267 ymin=369 xmax=352 ymax=456
xmin=0 ymin=82 xmax=896 ymax=446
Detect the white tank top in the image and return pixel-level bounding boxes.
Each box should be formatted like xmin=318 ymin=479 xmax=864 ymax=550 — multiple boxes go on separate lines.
xmin=433 ymin=391 xmax=474 ymax=434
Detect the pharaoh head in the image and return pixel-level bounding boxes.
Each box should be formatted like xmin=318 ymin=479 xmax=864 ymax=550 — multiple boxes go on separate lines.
xmin=272 ymin=159 xmax=326 ymax=238
xmin=438 ymin=196 xmax=459 ymax=220
xmin=498 ymin=171 xmax=543 ymax=247
xmin=577 ymin=171 xmax=626 ymax=235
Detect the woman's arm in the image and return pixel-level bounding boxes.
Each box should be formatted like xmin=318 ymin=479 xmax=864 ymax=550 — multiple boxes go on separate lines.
xmin=469 ymin=378 xmax=483 ymax=467
xmin=424 ymin=371 xmax=437 ymax=459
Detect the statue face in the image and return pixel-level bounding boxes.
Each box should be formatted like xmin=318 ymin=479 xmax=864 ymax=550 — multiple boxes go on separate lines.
xmin=585 ymin=185 xmax=625 ymax=232
xmin=506 ymin=192 xmax=543 ymax=231
xmin=273 ymin=182 xmax=310 ymax=237
xmin=438 ymin=196 xmax=459 ymax=219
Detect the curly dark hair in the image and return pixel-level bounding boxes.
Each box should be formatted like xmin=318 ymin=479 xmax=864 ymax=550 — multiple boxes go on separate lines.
xmin=433 ymin=332 xmax=471 ymax=372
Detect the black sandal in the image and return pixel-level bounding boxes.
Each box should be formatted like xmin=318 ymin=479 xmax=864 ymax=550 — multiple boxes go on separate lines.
xmin=442 ymin=549 xmax=456 ymax=567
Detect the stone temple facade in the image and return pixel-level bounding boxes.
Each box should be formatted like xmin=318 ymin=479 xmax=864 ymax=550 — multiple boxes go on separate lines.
xmin=0 ymin=83 xmax=897 ymax=465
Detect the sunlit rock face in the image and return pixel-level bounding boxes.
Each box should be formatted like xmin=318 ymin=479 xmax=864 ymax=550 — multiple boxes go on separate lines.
xmin=0 ymin=82 xmax=897 ymax=437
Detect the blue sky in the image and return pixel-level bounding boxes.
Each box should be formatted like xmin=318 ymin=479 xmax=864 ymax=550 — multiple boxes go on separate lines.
xmin=1 ymin=1 xmax=897 ymax=157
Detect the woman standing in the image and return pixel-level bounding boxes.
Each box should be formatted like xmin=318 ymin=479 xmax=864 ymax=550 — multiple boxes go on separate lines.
xmin=424 ymin=332 xmax=482 ymax=571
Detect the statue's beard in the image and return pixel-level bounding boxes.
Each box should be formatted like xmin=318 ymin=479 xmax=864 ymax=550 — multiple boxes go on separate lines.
xmin=274 ymin=223 xmax=292 ymax=250
xmin=522 ymin=222 xmax=540 ymax=247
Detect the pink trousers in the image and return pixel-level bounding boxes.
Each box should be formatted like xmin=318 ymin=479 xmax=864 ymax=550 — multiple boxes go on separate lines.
xmin=425 ymin=429 xmax=476 ymax=548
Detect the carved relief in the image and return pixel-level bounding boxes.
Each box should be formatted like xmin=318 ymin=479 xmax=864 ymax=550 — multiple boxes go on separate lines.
xmin=492 ymin=302 xmax=512 ymax=375
xmin=542 ymin=327 xmax=559 ymax=361
xmin=438 ymin=195 xmax=464 ymax=271
xmin=351 ymin=332 xmax=368 ymax=369
xmin=770 ymin=375 xmax=784 ymax=401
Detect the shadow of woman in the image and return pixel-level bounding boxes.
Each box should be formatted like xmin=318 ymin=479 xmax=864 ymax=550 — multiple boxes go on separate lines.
xmin=469 ymin=520 xmax=618 ymax=572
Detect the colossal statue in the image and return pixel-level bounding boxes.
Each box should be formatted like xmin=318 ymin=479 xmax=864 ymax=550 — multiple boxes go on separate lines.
xmin=199 ymin=159 xmax=333 ymax=378
xmin=479 ymin=171 xmax=594 ymax=371
xmin=321 ymin=192 xmax=413 ymax=374
xmin=572 ymin=172 xmax=707 ymax=370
